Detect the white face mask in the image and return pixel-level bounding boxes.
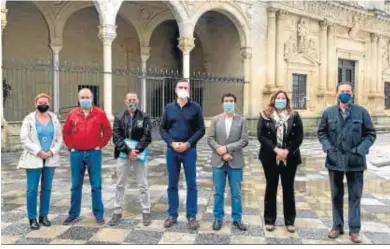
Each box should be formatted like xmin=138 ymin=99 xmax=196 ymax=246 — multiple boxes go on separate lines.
xmin=176 ymin=89 xmax=189 ymax=99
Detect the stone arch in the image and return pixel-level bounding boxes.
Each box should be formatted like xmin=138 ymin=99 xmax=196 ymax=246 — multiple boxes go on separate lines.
xmin=165 ymin=0 xmax=189 ymax=35
xmin=142 ymin=10 xmax=176 ymax=47
xmin=117 ymin=10 xmax=144 ymax=49
xmin=190 ymin=2 xmax=251 ymax=47
xmin=50 ymin=1 xmax=95 ymax=44
xmin=30 ymin=2 xmax=56 ymax=43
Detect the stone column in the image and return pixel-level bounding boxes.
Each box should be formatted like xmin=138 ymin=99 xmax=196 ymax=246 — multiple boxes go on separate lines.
xmin=266 ymin=8 xmax=277 ymax=89
xmin=1 ymin=8 xmax=7 ymax=123
xmin=371 ymin=33 xmax=378 ymax=93
xmin=50 ymin=43 xmax=62 ymax=115
xmin=327 ymin=23 xmax=336 ymax=92
xmin=140 ymin=46 xmax=150 ymax=112
xmin=98 ymin=24 xmax=117 ymax=121
xmin=241 ymin=47 xmax=252 ymax=117
xmin=319 ymin=20 xmax=329 ymax=91
xmin=178 ymin=37 xmax=195 ymax=79
xmin=377 ymin=36 xmax=382 ymax=93
xmin=276 ymin=10 xmax=287 ymax=88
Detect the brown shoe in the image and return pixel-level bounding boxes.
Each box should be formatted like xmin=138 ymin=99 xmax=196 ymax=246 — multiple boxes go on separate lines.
xmin=163 ymin=217 xmax=177 ymax=228
xmin=188 ymin=218 xmax=199 ymax=230
xmin=328 ymin=229 xmax=344 ymax=239
xmin=350 ymin=233 xmax=362 ymax=243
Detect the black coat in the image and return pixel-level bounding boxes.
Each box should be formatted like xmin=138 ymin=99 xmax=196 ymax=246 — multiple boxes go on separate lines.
xmin=113 ymin=109 xmax=152 ymax=158
xmin=257 ymin=111 xmax=304 ymax=166
xmin=317 ymin=104 xmax=376 ymax=172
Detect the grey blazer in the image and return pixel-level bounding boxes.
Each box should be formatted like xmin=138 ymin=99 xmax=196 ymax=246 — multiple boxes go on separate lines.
xmin=207 ymin=113 xmax=249 ymax=168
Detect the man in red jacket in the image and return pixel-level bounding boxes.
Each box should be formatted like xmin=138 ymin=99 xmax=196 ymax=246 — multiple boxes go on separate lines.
xmin=62 ymin=88 xmax=112 ymax=225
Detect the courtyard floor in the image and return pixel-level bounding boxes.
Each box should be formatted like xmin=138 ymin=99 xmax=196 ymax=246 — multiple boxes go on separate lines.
xmin=2 ymin=134 xmax=390 ymax=244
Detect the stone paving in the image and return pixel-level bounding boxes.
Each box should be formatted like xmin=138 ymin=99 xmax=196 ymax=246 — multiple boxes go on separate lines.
xmin=2 ymin=134 xmax=390 ymax=244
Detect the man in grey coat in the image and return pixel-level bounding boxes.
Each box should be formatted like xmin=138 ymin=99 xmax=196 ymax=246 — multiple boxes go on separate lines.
xmin=207 ymin=93 xmax=249 ymax=231
xmin=317 ymin=82 xmax=376 ymax=243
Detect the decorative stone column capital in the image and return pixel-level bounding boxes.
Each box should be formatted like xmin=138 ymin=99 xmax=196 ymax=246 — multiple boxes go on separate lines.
xmin=320 ymin=18 xmax=332 ymax=29
xmin=267 ymin=7 xmax=278 ymax=17
xmin=371 ymin=33 xmax=379 ymax=43
xmin=98 ymin=24 xmax=117 ymax=45
xmin=50 ymin=44 xmax=63 ymax=54
xmin=276 ymin=10 xmax=288 ymax=20
xmin=140 ymin=46 xmax=150 ymax=63
xmin=178 ymin=37 xmax=195 ymax=55
xmin=1 ymin=8 xmax=7 ymax=32
xmin=240 ymin=47 xmax=252 ymax=60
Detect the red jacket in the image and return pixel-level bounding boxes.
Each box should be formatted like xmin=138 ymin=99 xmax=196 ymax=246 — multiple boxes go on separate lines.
xmin=63 ymin=106 xmax=112 ymax=151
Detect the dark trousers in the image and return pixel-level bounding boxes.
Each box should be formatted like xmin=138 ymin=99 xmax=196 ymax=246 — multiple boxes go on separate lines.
xmin=166 ymin=147 xmax=197 ymax=220
xmin=261 ymin=160 xmax=298 ymax=225
xmin=328 ymin=170 xmax=363 ymax=234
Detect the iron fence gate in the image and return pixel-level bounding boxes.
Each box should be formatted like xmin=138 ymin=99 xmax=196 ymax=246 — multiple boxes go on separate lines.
xmin=139 ymin=70 xmax=244 ymax=140
xmin=2 ymin=60 xmax=245 ymax=140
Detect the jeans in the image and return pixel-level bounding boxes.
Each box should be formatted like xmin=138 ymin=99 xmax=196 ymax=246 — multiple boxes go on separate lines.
xmin=26 ymin=167 xmax=56 ymax=219
xmin=329 ymin=170 xmax=364 ymax=234
xmin=68 ymin=149 xmax=104 ymax=219
xmin=213 ymin=162 xmax=243 ymax=222
xmin=166 ymin=147 xmax=197 ymax=220
xmin=261 ymin=160 xmax=298 ymax=225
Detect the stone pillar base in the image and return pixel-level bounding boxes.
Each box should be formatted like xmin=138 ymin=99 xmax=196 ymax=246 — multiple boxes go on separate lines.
xmin=368 ymin=93 xmax=385 ymax=115
xmin=1 ymin=120 xmax=8 ymax=151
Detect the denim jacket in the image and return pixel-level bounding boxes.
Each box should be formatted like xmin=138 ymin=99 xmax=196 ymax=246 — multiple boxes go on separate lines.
xmin=317 ymin=104 xmax=376 ymax=172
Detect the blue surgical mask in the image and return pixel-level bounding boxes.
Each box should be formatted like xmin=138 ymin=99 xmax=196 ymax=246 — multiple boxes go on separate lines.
xmin=223 ymin=102 xmax=235 ymax=113
xmin=274 ymin=99 xmax=287 ymax=109
xmin=338 ymin=93 xmax=352 ymax=103
xmin=80 ymin=99 xmax=92 ymax=108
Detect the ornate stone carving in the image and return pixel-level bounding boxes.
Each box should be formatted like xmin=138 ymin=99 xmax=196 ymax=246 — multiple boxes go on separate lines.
xmin=371 ymin=33 xmax=379 ymax=43
xmin=240 ymin=47 xmax=252 ymax=60
xmin=297 ymin=18 xmax=309 ymax=52
xmin=349 ymin=15 xmax=360 ymax=39
xmin=284 ymin=20 xmax=319 ymax=64
xmin=382 ymin=40 xmax=390 ymax=71
xmin=284 ymin=35 xmax=297 ymax=59
xmin=1 ymin=8 xmax=7 ymax=32
xmin=98 ymin=24 xmax=117 ymax=44
xmin=307 ymin=39 xmax=319 ymax=62
xmin=277 ymin=10 xmax=287 ymax=20
xmin=276 ymin=1 xmax=390 ymax=36
xmin=178 ymin=37 xmax=195 ymax=54
xmin=140 ymin=46 xmax=150 ymax=63
xmin=139 ymin=7 xmax=152 ymax=21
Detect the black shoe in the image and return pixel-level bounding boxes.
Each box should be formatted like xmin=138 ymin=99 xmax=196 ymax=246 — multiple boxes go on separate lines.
xmin=39 ymin=216 xmax=51 ymax=227
xmin=232 ymin=220 xmax=247 ymax=231
xmin=29 ymin=219 xmax=40 ymax=230
xmin=108 ymin=213 xmax=122 ymax=226
xmin=63 ymin=216 xmax=81 ymax=225
xmin=212 ymin=220 xmax=222 ymax=231
xmin=143 ymin=213 xmax=151 ymax=226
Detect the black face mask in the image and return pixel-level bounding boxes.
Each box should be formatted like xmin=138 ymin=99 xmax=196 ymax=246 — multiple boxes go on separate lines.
xmin=37 ymin=105 xmax=49 ymax=113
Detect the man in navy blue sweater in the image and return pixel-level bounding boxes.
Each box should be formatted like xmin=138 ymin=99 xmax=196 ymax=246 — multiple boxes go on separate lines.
xmin=160 ymin=79 xmax=205 ymax=230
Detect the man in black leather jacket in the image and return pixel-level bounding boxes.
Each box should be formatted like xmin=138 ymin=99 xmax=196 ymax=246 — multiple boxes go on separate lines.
xmin=109 ymin=93 xmax=152 ymax=227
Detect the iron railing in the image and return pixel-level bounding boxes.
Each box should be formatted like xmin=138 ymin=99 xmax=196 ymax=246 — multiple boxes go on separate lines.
xmin=2 ymin=61 xmax=244 ymax=122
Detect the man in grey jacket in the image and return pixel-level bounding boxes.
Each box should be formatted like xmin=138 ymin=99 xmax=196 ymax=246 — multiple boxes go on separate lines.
xmin=317 ymin=82 xmax=376 ymax=243
xmin=207 ymin=93 xmax=249 ymax=231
